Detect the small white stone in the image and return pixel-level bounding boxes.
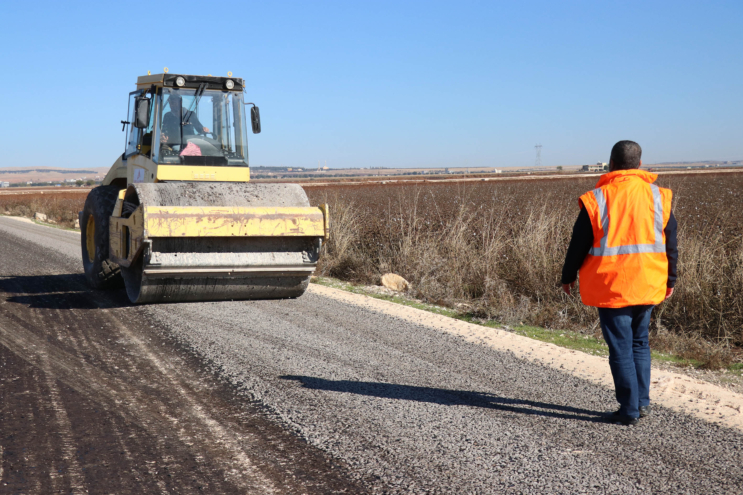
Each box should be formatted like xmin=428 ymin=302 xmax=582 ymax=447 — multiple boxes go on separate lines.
xmin=381 ymin=273 xmax=411 ymax=292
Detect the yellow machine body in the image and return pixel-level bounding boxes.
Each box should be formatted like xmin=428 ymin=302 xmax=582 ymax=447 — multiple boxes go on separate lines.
xmin=109 ymin=193 xmax=329 ymax=268
xmin=103 ymin=154 xmax=254 ymax=185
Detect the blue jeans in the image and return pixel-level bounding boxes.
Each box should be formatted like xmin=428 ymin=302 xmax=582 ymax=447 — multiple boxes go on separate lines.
xmin=597 ymin=305 xmax=653 ymax=419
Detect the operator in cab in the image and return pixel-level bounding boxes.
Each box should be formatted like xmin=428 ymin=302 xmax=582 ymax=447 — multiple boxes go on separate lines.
xmin=160 ymin=94 xmax=210 ymax=147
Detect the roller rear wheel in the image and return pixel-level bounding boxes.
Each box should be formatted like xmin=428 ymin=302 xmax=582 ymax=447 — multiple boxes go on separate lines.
xmin=80 ymin=186 xmax=123 ymax=289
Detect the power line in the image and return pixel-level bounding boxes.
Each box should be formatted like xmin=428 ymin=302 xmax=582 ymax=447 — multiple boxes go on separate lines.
xmin=535 ymin=144 xmax=542 ymax=168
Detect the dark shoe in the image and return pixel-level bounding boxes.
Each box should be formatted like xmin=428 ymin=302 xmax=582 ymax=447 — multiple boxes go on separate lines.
xmin=605 ymin=409 xmax=639 ymax=426
xmin=639 ymin=405 xmax=651 ymax=418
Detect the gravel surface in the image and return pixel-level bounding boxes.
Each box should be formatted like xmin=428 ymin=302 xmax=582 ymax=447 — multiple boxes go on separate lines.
xmin=2 ymin=216 xmax=743 ymax=494
xmin=146 ymin=292 xmax=743 ymax=494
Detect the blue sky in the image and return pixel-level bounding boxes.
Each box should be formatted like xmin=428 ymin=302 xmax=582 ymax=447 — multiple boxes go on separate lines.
xmin=0 ymin=0 xmax=740 ymax=169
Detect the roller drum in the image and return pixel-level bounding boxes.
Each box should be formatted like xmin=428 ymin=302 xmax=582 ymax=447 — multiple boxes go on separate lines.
xmin=120 ymin=182 xmax=321 ymax=304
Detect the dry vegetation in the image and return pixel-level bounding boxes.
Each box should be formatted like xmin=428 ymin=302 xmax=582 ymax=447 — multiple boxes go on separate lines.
xmin=306 ymin=172 xmax=743 ymax=368
xmin=0 ymin=191 xmax=85 ymax=228
xmin=2 ymin=173 xmax=741 ymax=368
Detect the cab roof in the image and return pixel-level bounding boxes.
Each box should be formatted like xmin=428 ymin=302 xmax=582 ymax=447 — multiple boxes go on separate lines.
xmin=136 ymin=73 xmax=244 ymax=91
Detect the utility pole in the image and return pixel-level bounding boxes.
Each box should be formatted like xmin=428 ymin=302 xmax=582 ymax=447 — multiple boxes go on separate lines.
xmin=535 ymin=144 xmax=542 ymax=168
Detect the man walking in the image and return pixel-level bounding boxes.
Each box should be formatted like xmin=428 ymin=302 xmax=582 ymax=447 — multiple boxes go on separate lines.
xmin=561 ymin=140 xmax=678 ymax=426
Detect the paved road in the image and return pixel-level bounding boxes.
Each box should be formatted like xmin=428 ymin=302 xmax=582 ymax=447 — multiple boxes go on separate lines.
xmin=0 ymin=216 xmax=742 ymax=494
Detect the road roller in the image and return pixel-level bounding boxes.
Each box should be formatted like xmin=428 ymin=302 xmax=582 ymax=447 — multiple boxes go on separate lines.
xmin=80 ymin=71 xmax=329 ymax=303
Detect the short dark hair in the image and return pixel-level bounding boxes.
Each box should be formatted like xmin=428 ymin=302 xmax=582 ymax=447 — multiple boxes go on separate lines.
xmin=610 ymin=140 xmax=642 ymax=170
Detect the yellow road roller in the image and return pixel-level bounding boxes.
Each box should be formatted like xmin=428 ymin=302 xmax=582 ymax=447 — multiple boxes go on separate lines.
xmin=80 ymin=72 xmax=328 ymax=303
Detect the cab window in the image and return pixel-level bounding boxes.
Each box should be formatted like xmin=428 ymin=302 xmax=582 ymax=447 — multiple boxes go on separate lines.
xmin=124 ymin=91 xmax=143 ymax=158
xmin=158 ymin=87 xmax=249 ymax=166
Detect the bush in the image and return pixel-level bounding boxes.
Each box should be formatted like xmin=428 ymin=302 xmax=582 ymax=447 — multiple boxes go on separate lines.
xmin=313 ymin=179 xmax=743 ymax=367
xmin=0 ymin=192 xmax=86 ymax=228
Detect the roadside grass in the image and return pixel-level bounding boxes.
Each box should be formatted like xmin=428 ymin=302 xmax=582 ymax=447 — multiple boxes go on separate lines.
xmin=31 ymin=218 xmax=80 ymax=232
xmin=312 ymin=189 xmax=743 ymax=370
xmin=0 ymin=214 xmax=80 ymax=232
xmin=311 ymin=276 xmax=728 ymax=372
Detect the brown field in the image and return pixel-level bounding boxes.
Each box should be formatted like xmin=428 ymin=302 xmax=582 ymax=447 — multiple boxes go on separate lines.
xmin=254 ymin=165 xmax=743 ymax=185
xmin=306 ymin=171 xmax=743 ymax=366
xmin=2 ymin=171 xmax=741 ymax=366
xmin=0 ymin=191 xmax=87 ymax=227
xmin=305 ymin=172 xmax=743 ymax=235
xmin=0 ymin=166 xmax=109 ymax=184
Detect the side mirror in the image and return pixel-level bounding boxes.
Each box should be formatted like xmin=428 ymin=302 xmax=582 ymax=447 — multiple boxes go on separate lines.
xmin=251 ymin=106 xmax=261 ymax=134
xmin=134 ymin=97 xmax=150 ymax=129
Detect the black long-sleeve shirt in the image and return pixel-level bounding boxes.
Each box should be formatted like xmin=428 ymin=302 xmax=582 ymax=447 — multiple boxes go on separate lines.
xmin=561 ymin=208 xmax=678 ymax=288
xmin=162 ymin=110 xmax=207 ymax=141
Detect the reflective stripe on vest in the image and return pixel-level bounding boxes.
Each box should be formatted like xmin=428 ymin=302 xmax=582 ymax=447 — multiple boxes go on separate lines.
xmin=588 ymin=184 xmax=665 ymax=257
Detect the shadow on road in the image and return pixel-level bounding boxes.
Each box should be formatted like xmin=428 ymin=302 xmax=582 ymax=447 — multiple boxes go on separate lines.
xmin=0 ymin=273 xmax=131 ymax=309
xmin=281 ymin=375 xmax=606 ymax=423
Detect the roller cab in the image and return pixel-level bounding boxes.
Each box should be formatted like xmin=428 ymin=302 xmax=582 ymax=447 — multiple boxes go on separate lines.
xmin=81 ymin=72 xmax=329 ymax=303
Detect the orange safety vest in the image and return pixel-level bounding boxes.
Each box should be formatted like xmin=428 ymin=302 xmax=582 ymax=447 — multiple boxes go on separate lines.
xmin=578 ymin=169 xmax=672 ymax=308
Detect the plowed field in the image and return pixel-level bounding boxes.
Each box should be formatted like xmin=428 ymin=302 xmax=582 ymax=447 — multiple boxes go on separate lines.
xmin=304 ymin=172 xmax=743 ymax=236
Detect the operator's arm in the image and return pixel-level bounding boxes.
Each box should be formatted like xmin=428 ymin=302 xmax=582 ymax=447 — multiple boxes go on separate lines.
xmin=665 ymin=211 xmax=678 ymax=289
xmin=187 ymin=113 xmax=209 ymax=134
xmin=561 ymin=207 xmax=593 ymax=291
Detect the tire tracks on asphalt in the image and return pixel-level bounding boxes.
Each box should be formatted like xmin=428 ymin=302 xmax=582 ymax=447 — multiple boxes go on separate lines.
xmin=0 ymin=218 xmax=368 ymax=493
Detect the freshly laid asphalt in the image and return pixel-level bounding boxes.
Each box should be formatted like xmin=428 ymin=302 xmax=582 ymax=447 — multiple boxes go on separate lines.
xmin=1 ymin=216 xmax=742 ymax=494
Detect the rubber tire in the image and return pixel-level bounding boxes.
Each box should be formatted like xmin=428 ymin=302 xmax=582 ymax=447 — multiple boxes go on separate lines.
xmin=81 ymin=186 xmax=123 ymax=289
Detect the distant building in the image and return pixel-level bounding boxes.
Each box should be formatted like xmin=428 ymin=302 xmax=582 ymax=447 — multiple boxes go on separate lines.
xmin=0 ymin=182 xmax=9 ymax=188
xmin=582 ymin=164 xmax=604 ymax=172
xmin=492 ymin=168 xmax=502 ymax=174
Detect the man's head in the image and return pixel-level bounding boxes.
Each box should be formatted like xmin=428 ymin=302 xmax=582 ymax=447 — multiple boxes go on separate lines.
xmin=168 ymin=95 xmax=182 ymax=114
xmin=609 ymin=140 xmax=642 ymax=171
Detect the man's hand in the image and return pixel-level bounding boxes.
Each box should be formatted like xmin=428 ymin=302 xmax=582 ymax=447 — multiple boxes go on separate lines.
xmin=562 ymin=281 xmax=576 ymax=295
xmin=664 ymin=287 xmax=674 ymax=300
xmin=203 ymin=126 xmax=210 ymax=133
